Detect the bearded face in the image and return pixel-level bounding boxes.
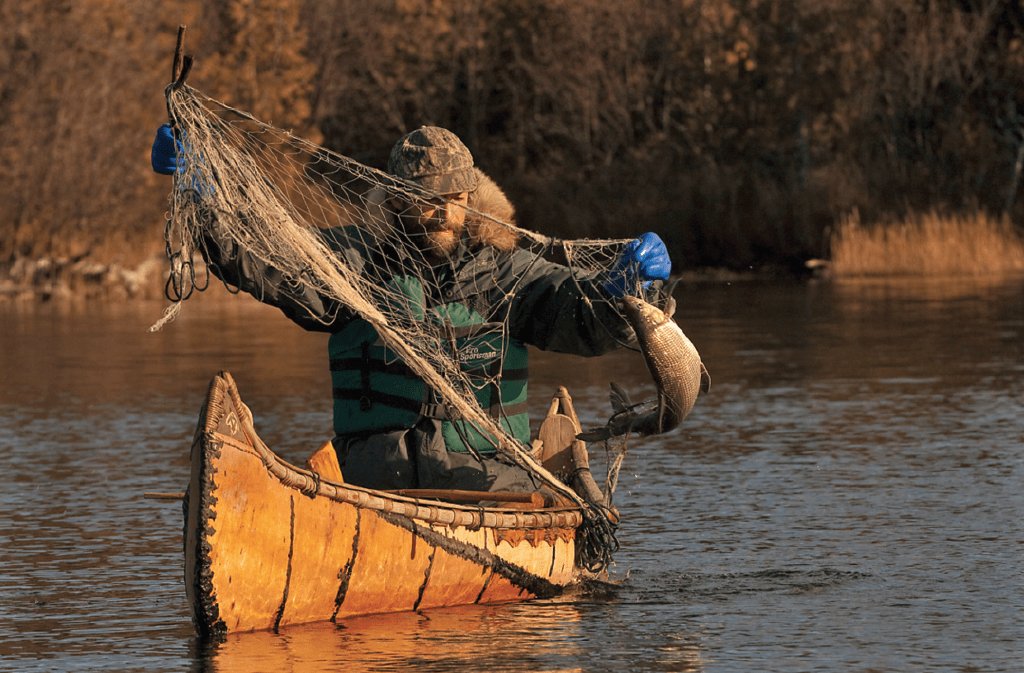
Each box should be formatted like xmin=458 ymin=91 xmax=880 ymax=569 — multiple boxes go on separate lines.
xmin=396 ymin=191 xmax=470 ymax=259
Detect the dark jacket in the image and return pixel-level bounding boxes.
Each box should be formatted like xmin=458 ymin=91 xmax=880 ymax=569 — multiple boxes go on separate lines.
xmin=196 ymin=172 xmax=635 ymax=490
xmin=200 ymin=170 xmax=633 ymax=355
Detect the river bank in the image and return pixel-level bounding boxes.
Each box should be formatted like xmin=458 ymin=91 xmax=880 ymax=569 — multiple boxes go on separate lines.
xmin=0 ymin=256 xmax=169 ymax=304
xmin=10 ymin=206 xmax=1024 ymax=303
xmin=0 ymin=254 xmax=815 ymax=305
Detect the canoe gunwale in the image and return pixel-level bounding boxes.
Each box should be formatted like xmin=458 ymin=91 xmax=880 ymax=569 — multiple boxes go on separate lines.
xmin=202 ymin=371 xmax=585 ymax=532
xmin=211 ymin=429 xmax=585 ymax=531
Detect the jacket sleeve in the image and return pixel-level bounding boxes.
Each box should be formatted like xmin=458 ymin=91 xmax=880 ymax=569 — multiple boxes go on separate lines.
xmin=502 ymin=250 xmax=638 ymax=357
xmin=197 ymin=214 xmax=362 ymax=333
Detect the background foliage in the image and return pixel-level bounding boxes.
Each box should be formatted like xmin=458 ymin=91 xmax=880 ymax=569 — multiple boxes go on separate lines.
xmin=3 ymin=0 xmax=1024 ymax=275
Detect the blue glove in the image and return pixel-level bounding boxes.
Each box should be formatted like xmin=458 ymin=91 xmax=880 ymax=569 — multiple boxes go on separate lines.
xmin=152 ymin=123 xmax=183 ymax=175
xmin=151 ymin=123 xmax=216 ymax=197
xmin=605 ymin=232 xmax=671 ymax=297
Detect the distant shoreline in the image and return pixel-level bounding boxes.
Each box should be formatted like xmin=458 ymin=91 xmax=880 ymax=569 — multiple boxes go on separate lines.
xmin=0 ymin=256 xmax=170 ymax=304
xmin=7 ymin=209 xmax=1024 ymax=304
xmin=0 ymin=254 xmax=815 ymax=305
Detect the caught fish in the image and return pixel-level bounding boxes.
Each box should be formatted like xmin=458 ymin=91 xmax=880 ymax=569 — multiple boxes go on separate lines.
xmin=578 ymin=294 xmax=710 ymax=441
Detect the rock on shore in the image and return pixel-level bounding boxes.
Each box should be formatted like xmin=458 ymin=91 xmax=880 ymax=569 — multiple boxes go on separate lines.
xmin=0 ymin=256 xmax=169 ymax=303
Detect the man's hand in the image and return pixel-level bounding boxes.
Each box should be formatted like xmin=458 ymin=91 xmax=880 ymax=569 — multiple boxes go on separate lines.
xmin=151 ymin=123 xmax=215 ymax=197
xmin=152 ymin=123 xmax=183 ymax=175
xmin=605 ymin=232 xmax=671 ymax=297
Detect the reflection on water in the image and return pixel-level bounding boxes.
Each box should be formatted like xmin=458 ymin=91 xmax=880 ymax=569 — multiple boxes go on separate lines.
xmin=194 ymin=590 xmax=710 ymax=673
xmin=204 ymin=603 xmax=589 ymax=673
xmin=1 ymin=277 xmax=1022 ymax=672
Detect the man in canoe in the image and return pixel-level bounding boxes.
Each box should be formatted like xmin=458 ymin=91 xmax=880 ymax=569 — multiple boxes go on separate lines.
xmin=151 ymin=124 xmax=671 ymax=494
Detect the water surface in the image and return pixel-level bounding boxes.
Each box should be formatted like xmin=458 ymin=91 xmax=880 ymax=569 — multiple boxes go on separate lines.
xmin=1 ymin=277 xmax=1021 ymax=672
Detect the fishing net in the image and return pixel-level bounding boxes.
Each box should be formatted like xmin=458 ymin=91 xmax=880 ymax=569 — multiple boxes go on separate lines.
xmin=157 ymin=84 xmax=646 ymax=570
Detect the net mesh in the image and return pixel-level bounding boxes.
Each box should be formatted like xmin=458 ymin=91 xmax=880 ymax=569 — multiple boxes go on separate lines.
xmin=157 ymin=85 xmax=648 ymax=567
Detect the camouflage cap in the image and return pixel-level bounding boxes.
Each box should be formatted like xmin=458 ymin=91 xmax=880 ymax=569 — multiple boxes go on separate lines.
xmin=387 ymin=126 xmax=478 ymax=194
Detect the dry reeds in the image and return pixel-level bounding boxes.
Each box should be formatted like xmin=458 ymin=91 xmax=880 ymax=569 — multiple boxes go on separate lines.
xmin=829 ymin=209 xmax=1024 ymax=277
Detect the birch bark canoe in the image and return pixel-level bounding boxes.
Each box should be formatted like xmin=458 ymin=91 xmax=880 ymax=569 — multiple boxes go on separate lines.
xmin=183 ymin=371 xmax=608 ymax=635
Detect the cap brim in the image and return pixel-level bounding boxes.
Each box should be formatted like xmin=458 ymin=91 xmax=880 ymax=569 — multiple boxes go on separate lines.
xmin=414 ymin=167 xmax=478 ymax=195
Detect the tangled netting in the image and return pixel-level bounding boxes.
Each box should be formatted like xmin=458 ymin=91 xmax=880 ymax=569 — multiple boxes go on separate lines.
xmin=158 ymin=85 xmax=647 ymax=572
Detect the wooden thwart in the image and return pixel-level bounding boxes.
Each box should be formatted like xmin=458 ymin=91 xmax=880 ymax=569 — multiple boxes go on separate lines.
xmin=384 ymin=489 xmax=547 ymax=507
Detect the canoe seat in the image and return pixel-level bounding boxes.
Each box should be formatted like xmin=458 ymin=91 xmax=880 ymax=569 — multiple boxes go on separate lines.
xmin=305 ymin=441 xmax=344 ymax=483
xmin=537 ymin=413 xmax=577 ymax=479
xmin=535 ymin=387 xmax=606 ymax=506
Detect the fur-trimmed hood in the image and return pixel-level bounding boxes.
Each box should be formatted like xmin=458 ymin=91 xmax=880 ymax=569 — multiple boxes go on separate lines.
xmin=364 ymin=168 xmax=520 ymax=252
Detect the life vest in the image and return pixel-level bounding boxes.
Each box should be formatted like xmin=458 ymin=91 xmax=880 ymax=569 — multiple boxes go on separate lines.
xmin=329 ymin=274 xmax=529 ymax=454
